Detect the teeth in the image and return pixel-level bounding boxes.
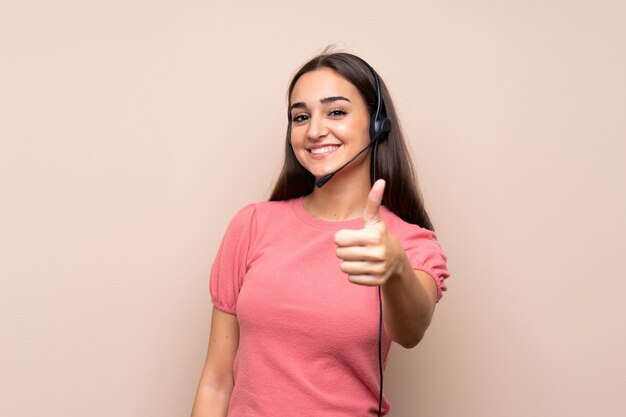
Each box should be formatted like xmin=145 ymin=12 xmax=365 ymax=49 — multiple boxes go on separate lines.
xmin=310 ymin=145 xmax=339 ymax=155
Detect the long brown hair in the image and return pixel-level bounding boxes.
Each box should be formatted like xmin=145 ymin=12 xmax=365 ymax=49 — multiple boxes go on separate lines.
xmin=269 ymin=51 xmax=434 ymax=231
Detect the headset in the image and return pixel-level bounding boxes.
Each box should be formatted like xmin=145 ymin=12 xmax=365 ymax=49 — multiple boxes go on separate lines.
xmin=288 ymin=55 xmax=392 ymax=416
xmin=286 ymin=55 xmax=392 ymax=415
xmin=357 ymin=57 xmax=391 ymax=417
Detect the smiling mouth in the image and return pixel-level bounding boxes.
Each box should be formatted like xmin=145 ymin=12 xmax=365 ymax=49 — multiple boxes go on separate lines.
xmin=308 ymin=145 xmax=341 ymax=156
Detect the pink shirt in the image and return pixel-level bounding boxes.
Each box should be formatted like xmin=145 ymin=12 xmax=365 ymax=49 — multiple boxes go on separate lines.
xmin=210 ymin=197 xmax=450 ymax=416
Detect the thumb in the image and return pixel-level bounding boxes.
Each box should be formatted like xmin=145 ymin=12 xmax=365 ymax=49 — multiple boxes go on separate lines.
xmin=363 ymin=179 xmax=386 ymax=226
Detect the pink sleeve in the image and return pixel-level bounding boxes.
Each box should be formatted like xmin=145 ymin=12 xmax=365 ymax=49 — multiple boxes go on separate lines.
xmin=399 ymin=226 xmax=451 ymax=302
xmin=209 ymin=204 xmax=257 ymax=315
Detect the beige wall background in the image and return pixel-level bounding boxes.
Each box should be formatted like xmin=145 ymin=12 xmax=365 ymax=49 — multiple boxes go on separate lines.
xmin=1 ymin=1 xmax=625 ymax=416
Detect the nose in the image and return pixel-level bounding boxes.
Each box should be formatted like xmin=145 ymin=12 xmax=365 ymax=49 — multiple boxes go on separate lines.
xmin=306 ymin=112 xmax=328 ymax=141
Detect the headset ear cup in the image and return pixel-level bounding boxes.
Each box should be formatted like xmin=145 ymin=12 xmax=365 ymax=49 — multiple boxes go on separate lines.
xmin=380 ymin=117 xmax=392 ymax=140
xmin=363 ymin=59 xmax=391 ymax=143
xmin=370 ymin=116 xmax=392 ymax=143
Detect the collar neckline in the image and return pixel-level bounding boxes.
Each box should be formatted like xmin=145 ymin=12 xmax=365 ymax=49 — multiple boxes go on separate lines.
xmin=289 ymin=196 xmax=372 ymax=231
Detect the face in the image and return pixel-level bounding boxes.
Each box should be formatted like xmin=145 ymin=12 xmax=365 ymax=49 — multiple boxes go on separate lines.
xmin=288 ymin=68 xmax=371 ymax=180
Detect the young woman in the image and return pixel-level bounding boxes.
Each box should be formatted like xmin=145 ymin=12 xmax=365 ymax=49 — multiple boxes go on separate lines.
xmin=191 ymin=51 xmax=451 ymax=417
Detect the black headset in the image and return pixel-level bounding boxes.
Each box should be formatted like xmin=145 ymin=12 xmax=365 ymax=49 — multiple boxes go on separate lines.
xmin=358 ymin=57 xmax=391 ymax=417
xmin=287 ymin=55 xmax=391 ymax=416
xmin=360 ymin=58 xmax=392 ymax=188
xmin=362 ymin=59 xmax=392 ymax=145
xmin=326 ymin=56 xmax=391 ymax=417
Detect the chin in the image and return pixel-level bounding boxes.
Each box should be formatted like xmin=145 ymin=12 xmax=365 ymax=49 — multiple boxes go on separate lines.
xmin=310 ymin=164 xmax=339 ymax=179
xmin=296 ymin=159 xmax=334 ymax=178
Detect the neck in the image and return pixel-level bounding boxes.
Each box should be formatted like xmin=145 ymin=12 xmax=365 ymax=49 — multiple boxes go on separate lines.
xmin=303 ymin=160 xmax=372 ymax=221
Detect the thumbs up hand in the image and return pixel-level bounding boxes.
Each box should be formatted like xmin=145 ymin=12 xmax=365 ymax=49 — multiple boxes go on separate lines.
xmin=334 ymin=179 xmax=406 ymax=287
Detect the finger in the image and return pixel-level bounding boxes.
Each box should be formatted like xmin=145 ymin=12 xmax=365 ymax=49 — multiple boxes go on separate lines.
xmin=339 ymin=260 xmax=387 ymax=276
xmin=334 ymin=228 xmax=382 ymax=247
xmin=363 ymin=179 xmax=386 ymax=226
xmin=346 ymin=274 xmax=385 ymax=287
xmin=335 ymin=246 xmax=386 ymax=262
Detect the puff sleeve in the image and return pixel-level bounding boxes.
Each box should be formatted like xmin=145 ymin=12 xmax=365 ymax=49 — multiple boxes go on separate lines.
xmin=396 ymin=224 xmax=451 ymax=302
xmin=209 ymin=203 xmax=257 ymax=315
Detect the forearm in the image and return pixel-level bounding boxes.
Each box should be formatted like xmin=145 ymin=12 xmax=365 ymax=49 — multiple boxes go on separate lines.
xmin=381 ymin=252 xmax=436 ymax=349
xmin=190 ymin=382 xmax=233 ymax=417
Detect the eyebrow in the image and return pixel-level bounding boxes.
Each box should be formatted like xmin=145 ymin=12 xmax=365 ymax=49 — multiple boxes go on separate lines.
xmin=289 ymin=96 xmax=351 ymax=112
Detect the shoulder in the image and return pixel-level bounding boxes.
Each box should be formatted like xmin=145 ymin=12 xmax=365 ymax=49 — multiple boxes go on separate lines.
xmin=379 ymin=206 xmax=447 ymax=261
xmin=245 ymin=199 xmax=293 ymax=220
xmin=226 ymin=202 xmax=256 ymax=229
xmin=228 ymin=199 xmax=296 ymax=229
xmin=380 ymin=206 xmax=438 ymax=242
xmin=252 ymin=199 xmax=292 ymax=213
xmin=381 ymin=206 xmax=450 ymax=301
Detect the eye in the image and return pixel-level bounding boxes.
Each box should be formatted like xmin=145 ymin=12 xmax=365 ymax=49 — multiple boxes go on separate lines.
xmin=329 ymin=108 xmax=347 ymax=117
xmin=291 ymin=113 xmax=309 ymax=123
